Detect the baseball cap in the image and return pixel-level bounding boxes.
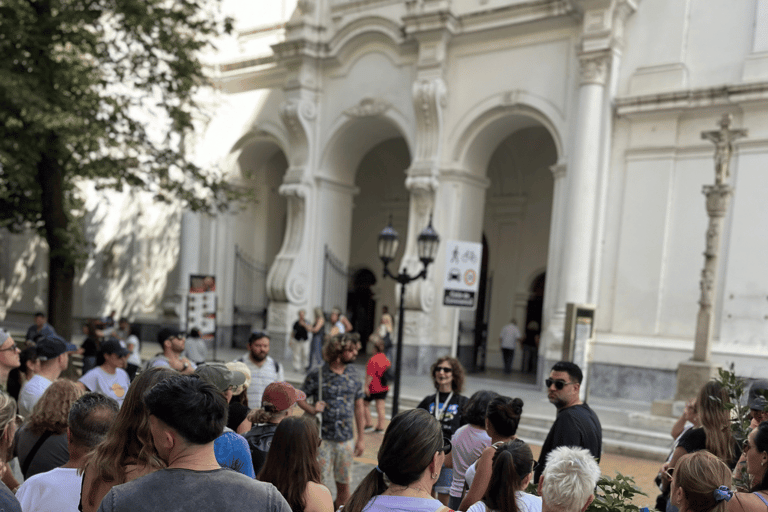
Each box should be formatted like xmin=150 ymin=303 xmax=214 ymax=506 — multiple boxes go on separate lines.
xmin=195 ymin=363 xmax=246 ymax=392
xmin=101 ymin=339 xmax=130 ymax=357
xmin=157 ymin=328 xmax=183 ymax=345
xmin=262 ymin=381 xmax=306 ymax=412
xmin=36 ymin=334 xmax=77 ymax=361
xmin=749 ymin=380 xmax=768 ymax=410
xmin=0 ymin=329 xmax=10 ymax=345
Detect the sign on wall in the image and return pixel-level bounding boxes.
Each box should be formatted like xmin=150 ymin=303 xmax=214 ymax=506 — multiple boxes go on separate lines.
xmin=188 ymin=274 xmax=216 ymax=339
xmin=442 ymin=240 xmax=483 ymax=309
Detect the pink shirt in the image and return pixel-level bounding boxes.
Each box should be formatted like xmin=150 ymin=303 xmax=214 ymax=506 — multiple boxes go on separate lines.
xmin=449 ymin=424 xmax=492 ymax=498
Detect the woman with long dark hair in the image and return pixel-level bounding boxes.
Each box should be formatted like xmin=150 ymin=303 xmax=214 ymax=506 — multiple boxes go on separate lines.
xmin=466 ymin=439 xmax=541 ymax=512
xmin=258 ymin=416 xmax=332 ymax=512
xmin=729 ymin=421 xmax=768 ymax=512
xmin=79 ymin=367 xmax=176 ymax=512
xmin=344 ymin=408 xmax=449 ymax=512
xmin=459 ymin=396 xmax=524 ymax=511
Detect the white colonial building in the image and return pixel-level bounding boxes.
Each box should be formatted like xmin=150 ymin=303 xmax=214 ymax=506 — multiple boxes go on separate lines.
xmin=3 ymin=0 xmax=768 ymax=401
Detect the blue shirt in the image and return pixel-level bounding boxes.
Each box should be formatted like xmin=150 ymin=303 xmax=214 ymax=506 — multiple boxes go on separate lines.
xmin=214 ymin=430 xmax=255 ymax=478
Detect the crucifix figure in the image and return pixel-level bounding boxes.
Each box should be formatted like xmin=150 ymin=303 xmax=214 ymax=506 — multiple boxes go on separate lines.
xmin=701 ymin=113 xmax=748 ymax=185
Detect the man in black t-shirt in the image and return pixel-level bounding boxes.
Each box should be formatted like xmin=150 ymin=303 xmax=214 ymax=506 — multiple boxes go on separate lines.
xmin=534 ymin=361 xmax=602 ymax=484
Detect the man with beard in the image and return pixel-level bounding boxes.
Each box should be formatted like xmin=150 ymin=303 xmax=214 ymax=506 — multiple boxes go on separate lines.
xmin=236 ymin=332 xmax=283 ymax=407
xmin=298 ymin=333 xmax=365 ymax=510
xmin=533 ymin=361 xmax=601 ymax=484
xmin=145 ymin=328 xmax=196 ymax=375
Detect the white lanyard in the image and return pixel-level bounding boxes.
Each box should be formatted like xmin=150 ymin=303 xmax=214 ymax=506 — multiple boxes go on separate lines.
xmin=434 ymin=392 xmax=453 ymax=421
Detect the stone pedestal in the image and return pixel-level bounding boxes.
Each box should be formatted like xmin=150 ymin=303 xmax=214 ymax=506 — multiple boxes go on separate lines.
xmin=674 ymin=360 xmax=721 ymax=401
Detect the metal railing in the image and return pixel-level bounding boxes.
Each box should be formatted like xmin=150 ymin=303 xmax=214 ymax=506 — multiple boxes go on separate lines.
xmin=232 ymin=245 xmax=268 ymax=329
xmin=321 ymin=245 xmax=349 ymax=316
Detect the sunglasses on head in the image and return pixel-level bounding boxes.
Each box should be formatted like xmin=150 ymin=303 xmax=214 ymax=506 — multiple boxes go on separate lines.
xmin=545 ymin=378 xmax=573 ymax=390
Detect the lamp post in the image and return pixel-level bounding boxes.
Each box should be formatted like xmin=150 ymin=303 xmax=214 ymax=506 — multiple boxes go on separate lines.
xmin=378 ymin=215 xmax=440 ymax=417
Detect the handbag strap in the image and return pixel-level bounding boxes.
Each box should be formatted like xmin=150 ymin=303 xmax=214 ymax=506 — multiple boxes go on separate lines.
xmin=21 ymin=430 xmax=53 ymax=476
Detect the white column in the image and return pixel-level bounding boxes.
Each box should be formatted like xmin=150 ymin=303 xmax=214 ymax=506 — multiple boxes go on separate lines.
xmin=559 ymin=53 xmax=610 ymax=307
xmin=177 ymin=210 xmax=201 ymax=328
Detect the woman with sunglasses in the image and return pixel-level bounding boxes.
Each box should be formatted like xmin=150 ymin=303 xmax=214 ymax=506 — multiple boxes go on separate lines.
xmin=728 ymin=421 xmax=768 ymax=512
xmin=459 ymin=396 xmax=524 ymax=511
xmin=663 ymin=381 xmax=740 ymax=512
xmin=344 ymin=408 xmax=450 ymax=512
xmin=257 ymin=416 xmax=333 ymax=512
xmin=669 ymin=451 xmax=732 ymax=512
xmin=417 ymin=356 xmax=468 ymax=505
xmin=466 ymin=439 xmax=541 ymax=512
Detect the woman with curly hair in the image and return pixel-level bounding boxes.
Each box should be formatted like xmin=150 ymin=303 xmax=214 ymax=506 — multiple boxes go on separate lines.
xmin=258 ymin=416 xmax=333 ymax=512
xmin=79 ymin=367 xmax=175 ymax=512
xmin=417 ymin=356 xmax=468 ymax=504
xmin=459 ymin=396 xmax=525 ymax=511
xmin=14 ymin=379 xmax=84 ymax=478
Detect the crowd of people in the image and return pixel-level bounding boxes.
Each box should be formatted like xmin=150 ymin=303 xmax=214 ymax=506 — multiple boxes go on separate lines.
xmin=0 ymin=309 xmax=762 ymax=512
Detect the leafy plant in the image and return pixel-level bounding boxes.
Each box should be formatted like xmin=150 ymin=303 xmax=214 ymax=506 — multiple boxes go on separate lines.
xmin=525 ymin=472 xmax=648 ymax=512
xmin=588 ymin=473 xmax=648 ymax=512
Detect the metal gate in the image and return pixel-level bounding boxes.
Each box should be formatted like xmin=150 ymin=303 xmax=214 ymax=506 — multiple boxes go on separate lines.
xmin=321 ymin=245 xmax=349 ymax=316
xmin=232 ymin=245 xmax=268 ymax=330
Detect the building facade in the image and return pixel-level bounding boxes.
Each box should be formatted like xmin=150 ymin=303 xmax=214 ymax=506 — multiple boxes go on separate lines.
xmin=3 ymin=0 xmax=768 ymax=401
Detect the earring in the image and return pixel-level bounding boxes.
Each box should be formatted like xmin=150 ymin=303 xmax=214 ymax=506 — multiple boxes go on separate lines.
xmin=432 ymin=472 xmax=438 ymax=479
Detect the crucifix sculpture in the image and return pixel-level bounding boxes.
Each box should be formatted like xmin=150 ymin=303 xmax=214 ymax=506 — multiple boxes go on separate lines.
xmin=692 ymin=114 xmax=747 ymax=363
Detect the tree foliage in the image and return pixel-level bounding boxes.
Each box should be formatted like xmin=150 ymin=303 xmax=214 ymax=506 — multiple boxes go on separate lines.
xmin=0 ymin=0 xmax=234 ymax=336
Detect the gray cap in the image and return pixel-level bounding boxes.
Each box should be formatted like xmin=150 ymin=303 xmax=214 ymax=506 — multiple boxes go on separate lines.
xmin=0 ymin=330 xmax=9 ymax=345
xmin=748 ymin=380 xmax=768 ymax=410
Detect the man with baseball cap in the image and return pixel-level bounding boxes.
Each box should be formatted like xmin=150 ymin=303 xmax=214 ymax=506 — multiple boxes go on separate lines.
xmin=78 ymin=339 xmax=131 ymax=407
xmin=145 ymin=328 xmax=195 ymax=374
xmin=748 ymin=380 xmax=768 ymax=426
xmin=18 ymin=334 xmax=76 ymax=417
xmin=244 ymin=382 xmax=306 ymax=475
xmin=0 ymin=329 xmax=20 ymax=392
xmin=194 ymin=363 xmax=254 ymax=477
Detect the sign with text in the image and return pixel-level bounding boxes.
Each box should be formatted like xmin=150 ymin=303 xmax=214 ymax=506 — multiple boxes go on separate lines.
xmin=442 ymin=240 xmax=483 ymax=308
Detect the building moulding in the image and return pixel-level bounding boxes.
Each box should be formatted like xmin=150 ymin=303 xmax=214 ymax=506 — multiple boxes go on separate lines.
xmin=615 ymin=82 xmax=768 ymax=117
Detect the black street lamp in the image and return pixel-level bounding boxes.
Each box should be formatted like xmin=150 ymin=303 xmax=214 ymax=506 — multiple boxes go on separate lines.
xmin=377 ymin=214 xmax=440 ymax=417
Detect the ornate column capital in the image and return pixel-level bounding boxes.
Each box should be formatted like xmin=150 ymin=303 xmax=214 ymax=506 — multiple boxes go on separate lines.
xmin=578 ymin=52 xmax=611 ymax=85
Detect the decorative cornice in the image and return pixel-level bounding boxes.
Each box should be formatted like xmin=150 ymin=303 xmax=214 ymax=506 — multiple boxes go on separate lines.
xmin=615 ymin=81 xmax=768 ymax=117
xmin=578 ymin=51 xmax=611 ymax=85
xmin=343 ymin=97 xmax=392 ymax=117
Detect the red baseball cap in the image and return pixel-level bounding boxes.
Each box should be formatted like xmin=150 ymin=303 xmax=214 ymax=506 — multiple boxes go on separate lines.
xmin=262 ymin=382 xmax=306 ymax=411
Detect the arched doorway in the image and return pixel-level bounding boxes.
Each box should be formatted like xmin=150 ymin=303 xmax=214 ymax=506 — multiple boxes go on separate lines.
xmin=481 ymin=125 xmax=556 ymax=376
xmin=348 ymin=137 xmax=410 ymax=353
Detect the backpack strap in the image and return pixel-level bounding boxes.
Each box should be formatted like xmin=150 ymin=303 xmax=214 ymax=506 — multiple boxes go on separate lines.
xmin=274 ymin=359 xmax=280 ymax=374
xmin=21 ymin=430 xmax=53 ymax=477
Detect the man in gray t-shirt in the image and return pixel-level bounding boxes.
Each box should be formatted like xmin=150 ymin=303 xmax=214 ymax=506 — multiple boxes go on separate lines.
xmin=97 ymin=375 xmax=291 ymax=512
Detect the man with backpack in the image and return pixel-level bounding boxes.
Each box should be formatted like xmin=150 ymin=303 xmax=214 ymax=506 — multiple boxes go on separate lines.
xmin=235 ymin=331 xmax=283 ymax=406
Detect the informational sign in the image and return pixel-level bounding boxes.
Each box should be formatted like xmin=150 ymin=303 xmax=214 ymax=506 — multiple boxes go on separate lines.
xmin=188 ymin=274 xmax=216 ymax=340
xmin=442 ymin=240 xmax=483 ymax=308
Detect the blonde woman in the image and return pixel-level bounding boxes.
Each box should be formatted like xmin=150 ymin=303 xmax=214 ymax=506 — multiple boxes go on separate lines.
xmin=671 ymin=451 xmax=732 ymax=512
xmin=0 ymin=392 xmax=22 ymax=510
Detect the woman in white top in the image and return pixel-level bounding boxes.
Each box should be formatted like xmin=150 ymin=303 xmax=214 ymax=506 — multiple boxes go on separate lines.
xmin=446 ymin=391 xmax=498 ymax=510
xmin=466 ymin=440 xmax=541 ymax=512
xmin=344 ymin=408 xmax=451 ymax=512
xmin=459 ymin=396 xmax=524 ymax=511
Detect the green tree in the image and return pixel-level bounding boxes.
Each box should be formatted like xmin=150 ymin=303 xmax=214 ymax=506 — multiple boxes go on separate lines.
xmin=0 ymin=0 xmax=233 ymax=339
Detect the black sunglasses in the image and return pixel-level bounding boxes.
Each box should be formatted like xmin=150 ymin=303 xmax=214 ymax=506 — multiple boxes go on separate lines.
xmin=442 ymin=438 xmax=452 ymax=455
xmin=435 ymin=367 xmax=453 ymax=374
xmin=545 ymin=378 xmax=574 ymax=390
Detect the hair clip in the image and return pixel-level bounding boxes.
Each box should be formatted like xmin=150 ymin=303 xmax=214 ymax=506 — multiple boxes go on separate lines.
xmin=713 ymin=486 xmax=732 ymax=502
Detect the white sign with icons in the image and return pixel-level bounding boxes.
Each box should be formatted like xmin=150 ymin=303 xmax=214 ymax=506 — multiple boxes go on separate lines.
xmin=442 ymin=239 xmax=483 ymax=308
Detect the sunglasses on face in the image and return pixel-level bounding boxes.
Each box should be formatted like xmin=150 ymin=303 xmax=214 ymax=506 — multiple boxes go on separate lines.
xmin=441 ymin=438 xmax=452 ymax=455
xmin=545 ymin=378 xmax=574 ymax=390
xmin=435 ymin=367 xmax=453 ymax=374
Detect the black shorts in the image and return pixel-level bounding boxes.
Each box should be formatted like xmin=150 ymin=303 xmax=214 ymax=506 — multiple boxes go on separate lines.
xmin=365 ymin=391 xmax=388 ymax=402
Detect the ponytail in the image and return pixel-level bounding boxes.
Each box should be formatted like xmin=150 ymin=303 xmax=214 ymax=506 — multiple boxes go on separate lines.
xmin=343 ymin=468 xmax=387 ymax=512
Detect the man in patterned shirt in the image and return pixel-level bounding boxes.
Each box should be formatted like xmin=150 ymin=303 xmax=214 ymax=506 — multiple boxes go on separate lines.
xmin=298 ymin=333 xmax=365 ymax=510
